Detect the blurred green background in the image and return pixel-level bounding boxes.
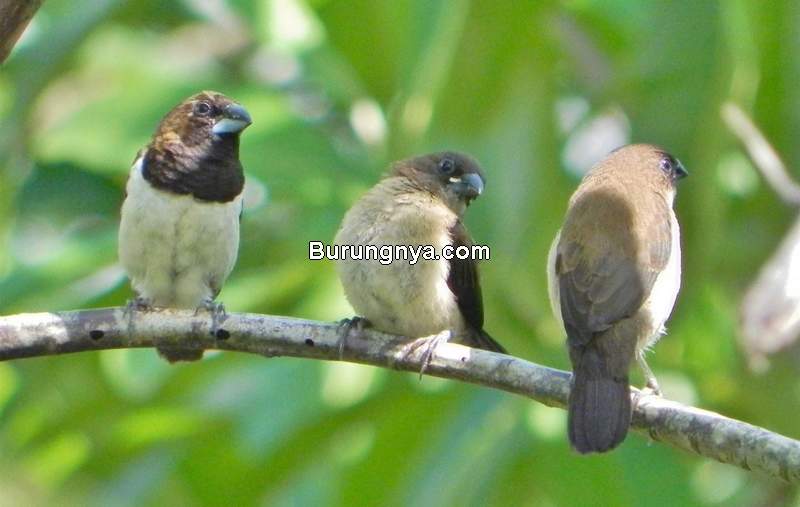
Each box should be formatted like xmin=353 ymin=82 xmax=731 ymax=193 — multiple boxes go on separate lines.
xmin=1 ymin=0 xmax=799 ymax=505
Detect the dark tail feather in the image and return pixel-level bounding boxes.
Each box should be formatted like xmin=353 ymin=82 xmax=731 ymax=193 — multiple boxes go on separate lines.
xmin=568 ymin=344 xmax=631 ymax=453
xmin=467 ymin=329 xmax=507 ymax=354
xmin=157 ymin=347 xmax=205 ymax=363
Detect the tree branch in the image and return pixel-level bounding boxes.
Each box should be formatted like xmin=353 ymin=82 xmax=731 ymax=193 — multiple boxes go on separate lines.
xmin=721 ymin=101 xmax=800 ymax=207
xmin=0 ymin=0 xmax=44 ymax=64
xmin=1 ymin=308 xmax=799 ymax=483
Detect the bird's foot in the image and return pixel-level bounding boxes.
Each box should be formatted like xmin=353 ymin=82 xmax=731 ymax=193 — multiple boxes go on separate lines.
xmin=123 ymin=296 xmax=151 ymax=317
xmin=123 ymin=296 xmax=152 ymax=329
xmin=633 ymin=383 xmax=663 ymax=412
xmin=406 ymin=330 xmax=452 ymax=379
xmin=638 ymin=383 xmax=662 ymax=398
xmin=197 ymin=300 xmax=228 ymax=338
xmin=637 ymin=355 xmax=662 ymax=396
xmin=337 ymin=317 xmax=370 ymax=359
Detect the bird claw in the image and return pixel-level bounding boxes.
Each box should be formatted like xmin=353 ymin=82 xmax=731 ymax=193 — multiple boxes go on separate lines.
xmin=198 ymin=300 xmax=228 ymax=337
xmin=643 ymin=380 xmax=663 ymax=397
xmin=633 ymin=384 xmax=663 ymax=412
xmin=637 ymin=355 xmax=663 ymax=396
xmin=337 ymin=317 xmax=369 ymax=359
xmin=638 ymin=385 xmax=661 ymax=399
xmin=123 ymin=296 xmax=152 ymax=327
xmin=124 ymin=296 xmax=151 ymax=316
xmin=407 ymin=330 xmax=452 ymax=379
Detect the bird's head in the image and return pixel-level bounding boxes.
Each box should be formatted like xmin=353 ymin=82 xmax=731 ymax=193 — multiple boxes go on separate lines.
xmin=603 ymin=144 xmax=688 ymax=189
xmin=141 ymin=91 xmax=250 ymax=202
xmin=151 ymin=91 xmax=252 ymax=151
xmin=391 ymin=151 xmax=486 ymax=215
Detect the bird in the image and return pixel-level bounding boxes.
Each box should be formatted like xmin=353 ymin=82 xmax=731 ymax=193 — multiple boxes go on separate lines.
xmin=118 ymin=91 xmax=252 ymax=363
xmin=334 ymin=151 xmax=505 ymax=366
xmin=546 ymin=144 xmax=687 ymax=453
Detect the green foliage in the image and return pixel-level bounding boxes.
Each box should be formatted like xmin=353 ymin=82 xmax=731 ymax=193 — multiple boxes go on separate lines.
xmin=1 ymin=0 xmax=799 ymax=505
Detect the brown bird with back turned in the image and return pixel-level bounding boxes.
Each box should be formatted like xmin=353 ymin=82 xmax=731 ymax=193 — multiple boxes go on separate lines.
xmin=335 ymin=152 xmax=505 ymax=364
xmin=547 ymin=144 xmax=687 ymax=453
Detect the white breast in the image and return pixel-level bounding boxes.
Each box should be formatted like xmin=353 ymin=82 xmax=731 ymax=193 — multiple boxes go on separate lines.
xmin=640 ymin=212 xmax=681 ymax=347
xmin=118 ymin=157 xmax=243 ymax=308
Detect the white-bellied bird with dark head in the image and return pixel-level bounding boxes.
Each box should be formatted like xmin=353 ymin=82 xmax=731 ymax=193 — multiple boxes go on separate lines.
xmin=547 ymin=144 xmax=687 ymax=453
xmin=334 ymin=151 xmax=506 ymax=369
xmin=118 ymin=91 xmax=252 ymax=363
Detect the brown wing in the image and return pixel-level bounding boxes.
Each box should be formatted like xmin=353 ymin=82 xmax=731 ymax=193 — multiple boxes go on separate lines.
xmin=447 ymin=221 xmax=506 ymax=353
xmin=447 ymin=220 xmax=484 ymax=332
xmin=556 ymin=193 xmax=672 ymax=346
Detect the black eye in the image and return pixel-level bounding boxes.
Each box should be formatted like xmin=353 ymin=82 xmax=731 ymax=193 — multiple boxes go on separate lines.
xmin=659 ymin=156 xmax=675 ymax=174
xmin=438 ymin=158 xmax=456 ymax=175
xmin=660 ymin=154 xmax=688 ymax=180
xmin=194 ymin=102 xmax=212 ymax=116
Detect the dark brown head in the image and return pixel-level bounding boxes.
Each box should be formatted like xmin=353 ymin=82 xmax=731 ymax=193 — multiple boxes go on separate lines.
xmin=151 ymin=91 xmax=252 ymax=149
xmin=142 ymin=91 xmax=252 ymax=202
xmin=391 ymin=151 xmax=486 ymax=215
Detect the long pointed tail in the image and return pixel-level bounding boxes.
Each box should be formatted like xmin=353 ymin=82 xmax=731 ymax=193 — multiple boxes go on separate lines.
xmin=466 ymin=329 xmax=507 ymax=354
xmin=567 ymin=342 xmax=631 ymax=453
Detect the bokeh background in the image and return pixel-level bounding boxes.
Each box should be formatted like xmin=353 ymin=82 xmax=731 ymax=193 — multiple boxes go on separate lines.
xmin=1 ymin=0 xmax=799 ymax=505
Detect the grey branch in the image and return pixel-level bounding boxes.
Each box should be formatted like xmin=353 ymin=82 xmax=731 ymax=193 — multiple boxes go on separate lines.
xmin=721 ymin=102 xmax=800 ymax=206
xmin=0 ymin=0 xmax=44 ymax=64
xmin=1 ymin=308 xmax=799 ymax=483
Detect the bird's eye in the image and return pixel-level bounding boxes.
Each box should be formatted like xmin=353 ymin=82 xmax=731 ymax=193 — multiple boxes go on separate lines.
xmin=659 ymin=156 xmax=674 ymax=174
xmin=194 ymin=102 xmax=213 ymax=116
xmin=659 ymin=154 xmax=688 ymax=180
xmin=438 ymin=158 xmax=456 ymax=175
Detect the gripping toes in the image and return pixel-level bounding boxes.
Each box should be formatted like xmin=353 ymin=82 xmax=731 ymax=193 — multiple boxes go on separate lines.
xmin=407 ymin=330 xmax=452 ymax=378
xmin=337 ymin=316 xmax=370 ymax=359
xmin=198 ymin=299 xmax=228 ymax=338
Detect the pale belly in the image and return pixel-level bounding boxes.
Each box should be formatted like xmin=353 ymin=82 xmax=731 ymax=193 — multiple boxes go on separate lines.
xmin=334 ymin=198 xmax=462 ymax=338
xmin=118 ymin=159 xmax=242 ymax=308
xmin=337 ymin=253 xmax=461 ymax=338
xmin=638 ymin=213 xmax=681 ymax=350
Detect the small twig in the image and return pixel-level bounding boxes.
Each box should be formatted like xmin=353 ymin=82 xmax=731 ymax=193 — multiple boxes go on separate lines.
xmin=1 ymin=308 xmax=799 ymax=482
xmin=0 ymin=0 xmax=44 ymax=64
xmin=721 ymin=102 xmax=800 ymax=206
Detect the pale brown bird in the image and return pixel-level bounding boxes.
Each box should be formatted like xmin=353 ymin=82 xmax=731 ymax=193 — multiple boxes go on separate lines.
xmin=547 ymin=144 xmax=687 ymax=453
xmin=334 ymin=152 xmax=505 ymax=364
